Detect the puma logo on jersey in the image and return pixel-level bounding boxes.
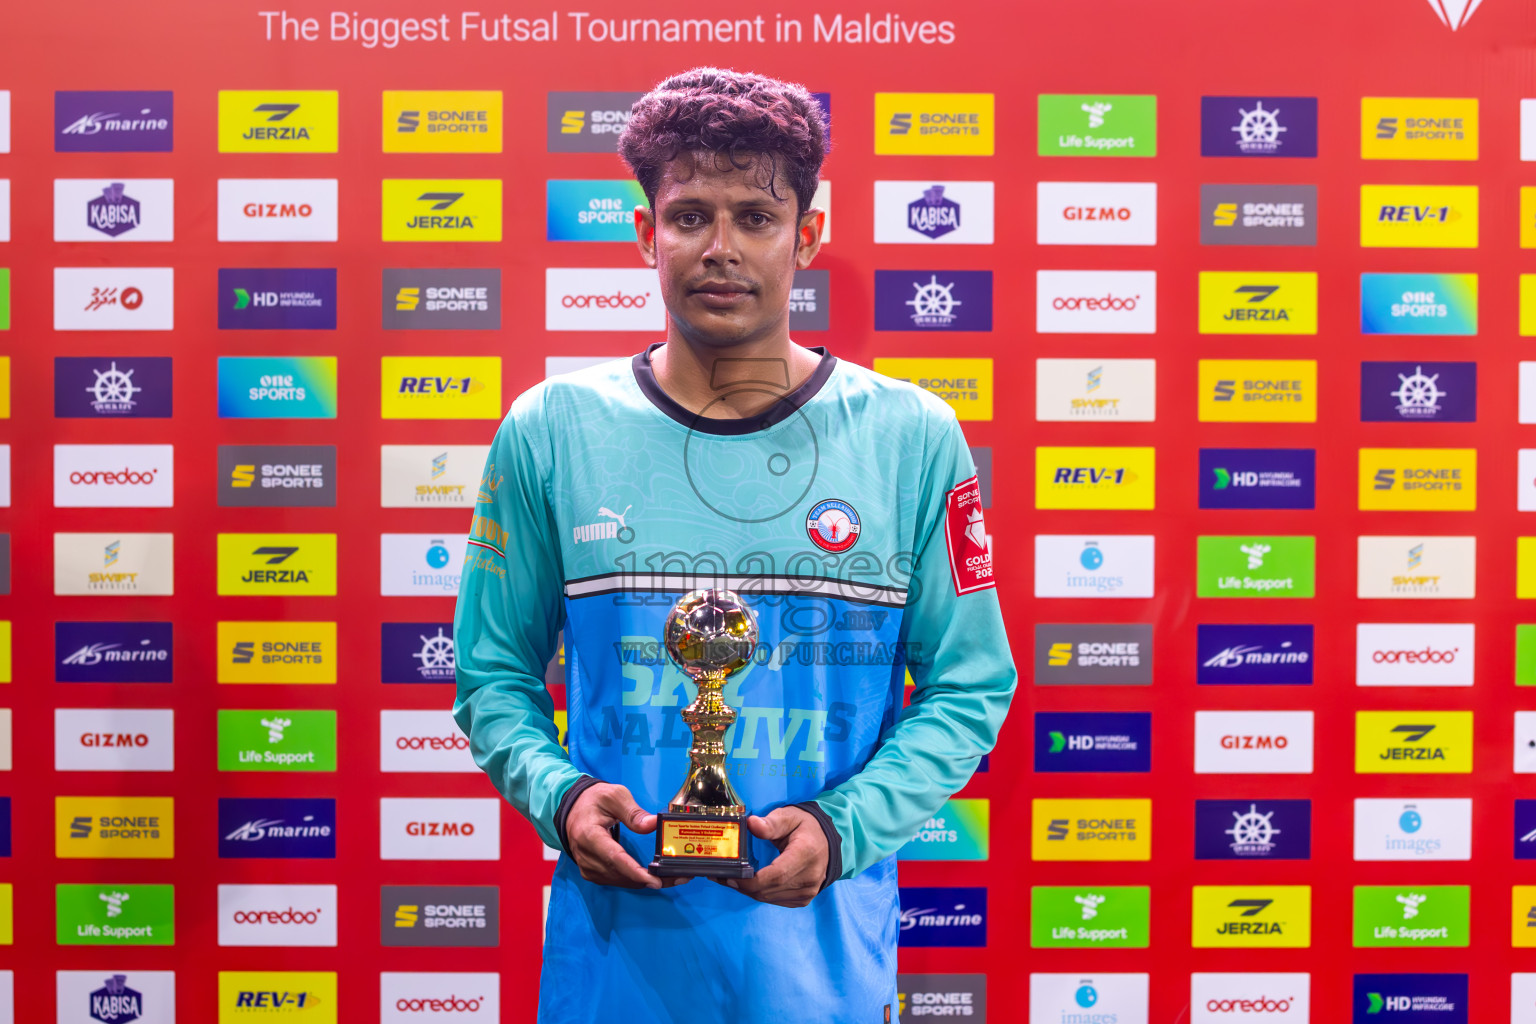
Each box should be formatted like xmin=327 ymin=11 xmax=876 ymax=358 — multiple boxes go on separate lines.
xmin=574 ymin=504 xmax=634 ymax=544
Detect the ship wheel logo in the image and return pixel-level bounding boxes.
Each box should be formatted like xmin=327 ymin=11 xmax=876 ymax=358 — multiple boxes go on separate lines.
xmin=87 ymin=361 xmax=142 ymax=411
xmin=1225 ymin=803 xmax=1280 ymax=853
xmin=1391 ymin=365 xmax=1446 ymax=418
xmin=413 ymin=627 xmax=456 ymax=679
xmin=905 ymin=275 xmax=962 ymax=327
xmin=1232 ymin=100 xmax=1287 ymax=154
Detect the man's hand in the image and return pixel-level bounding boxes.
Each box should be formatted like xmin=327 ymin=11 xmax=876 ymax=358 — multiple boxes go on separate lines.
xmin=722 ymin=805 xmax=828 ymax=908
xmin=565 ymin=783 xmax=687 ymax=890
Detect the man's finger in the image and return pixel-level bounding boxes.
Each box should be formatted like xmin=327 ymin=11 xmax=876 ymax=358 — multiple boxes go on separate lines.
xmin=747 ymin=812 xmax=795 ymax=844
xmin=580 ymin=827 xmax=661 ymax=889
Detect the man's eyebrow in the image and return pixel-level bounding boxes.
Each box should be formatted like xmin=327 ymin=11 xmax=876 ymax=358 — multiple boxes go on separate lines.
xmin=661 ymin=193 xmax=788 ymax=209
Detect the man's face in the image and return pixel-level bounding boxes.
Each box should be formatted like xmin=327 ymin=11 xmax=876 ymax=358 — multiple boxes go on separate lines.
xmin=637 ymin=152 xmax=823 ymax=348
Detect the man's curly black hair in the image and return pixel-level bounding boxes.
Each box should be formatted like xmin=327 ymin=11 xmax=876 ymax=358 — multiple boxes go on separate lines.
xmin=618 ymin=67 xmax=827 ymax=217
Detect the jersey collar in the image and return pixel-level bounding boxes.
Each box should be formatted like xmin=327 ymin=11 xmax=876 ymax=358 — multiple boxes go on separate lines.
xmin=631 ymin=341 xmax=837 ymax=436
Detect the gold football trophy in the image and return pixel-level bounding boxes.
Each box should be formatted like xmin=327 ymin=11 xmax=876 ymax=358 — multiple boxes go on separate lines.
xmin=648 ymin=588 xmax=758 ymax=878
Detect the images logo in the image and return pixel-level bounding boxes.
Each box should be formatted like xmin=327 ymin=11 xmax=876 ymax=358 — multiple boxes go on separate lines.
xmin=873 ymin=358 xmax=994 ymax=421
xmin=1198 ymin=359 xmax=1318 ymax=422
xmin=1351 ymin=973 xmax=1466 ymax=1023
xmin=1358 ymin=448 xmax=1476 ymax=511
xmin=546 ymin=179 xmax=648 ymax=242
xmin=216 ymin=534 xmax=337 ymax=596
xmin=1196 ymin=535 xmax=1316 ymax=598
xmin=1038 ymin=94 xmax=1157 ymax=156
xmin=56 ymin=796 xmax=173 ymax=859
xmin=218 ymin=971 xmax=337 ymax=1022
xmin=382 ymin=179 xmax=503 ymax=241
xmin=217 ymin=357 xmax=337 ymax=419
xmin=1200 ymin=183 xmax=1317 ymax=246
xmin=1035 ymin=358 xmax=1156 ymax=422
xmin=53 ymin=179 xmax=174 ymax=242
xmin=217 ymin=621 xmax=334 ymax=685
xmin=1361 ymin=362 xmax=1476 ymax=421
xmin=1033 ymin=624 xmax=1153 ymax=686
xmin=1201 ymin=96 xmax=1318 ymax=157
xmin=53 ymin=533 xmax=174 ymax=596
xmin=1357 ymin=535 xmax=1476 ymax=599
xmin=1354 ymin=799 xmax=1471 ymax=861
xmin=383 ymin=90 xmax=502 ymax=153
xmin=218 ymin=268 xmax=336 ymax=330
xmin=1031 ymin=798 xmax=1151 ymax=861
xmin=1197 ymin=624 xmax=1314 ymax=685
xmin=1034 ymin=712 xmax=1150 ymax=773
xmin=1031 ymin=886 xmax=1150 ymax=948
xmin=217 ymin=710 xmax=337 ymax=772
xmin=56 ymin=883 xmax=174 ymax=946
xmin=56 ymin=622 xmax=172 ymax=684
xmin=875 ymin=93 xmax=994 ymax=155
xmin=1028 ymin=974 xmax=1149 ymax=1024
xmin=1036 ymin=181 xmax=1156 ymax=245
xmin=1361 ymin=274 xmax=1476 ymax=335
xmin=897 ymin=798 xmax=990 ymax=861
xmin=1199 ymin=449 xmax=1315 ymax=511
xmin=1198 ymin=272 xmax=1318 ymax=334
xmin=218 ymin=798 xmax=335 ymax=859
xmin=381 ymin=886 xmax=499 ymax=948
xmin=383 ymin=269 xmax=501 ymax=330
xmin=381 ymin=623 xmax=456 ymax=683
xmin=874 ymin=270 xmax=993 ymax=331
xmin=1355 ymin=711 xmax=1473 ymax=773
xmin=897 ymin=886 xmax=987 ymax=947
xmin=1192 ymin=886 xmax=1311 ymax=948
xmin=55 ymin=357 xmax=172 ymax=419
xmin=545 ymin=267 xmax=664 ymax=331
xmin=55 ymin=90 xmax=173 ymax=152
xmin=217 ymin=178 xmax=338 ymax=242
xmin=1034 ymin=446 xmax=1155 ymax=510
xmin=217 ymin=91 xmax=338 ymax=152
xmin=1035 ymin=270 xmax=1157 ymax=334
xmin=1354 ymin=886 xmax=1468 ymax=948
xmin=380 ymin=357 xmax=502 ymax=420
xmin=1033 ymin=535 xmax=1155 ymax=599
xmin=1362 ymin=97 xmax=1477 ymax=160
xmin=1195 ymin=711 xmax=1315 ymax=774
xmin=1361 ymin=185 xmax=1478 ymax=248
xmin=1195 ymin=800 xmax=1311 ymax=860
xmin=546 ymin=91 xmax=644 ymax=152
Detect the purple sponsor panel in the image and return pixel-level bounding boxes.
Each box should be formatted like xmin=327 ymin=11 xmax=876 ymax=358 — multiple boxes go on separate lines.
xmin=55 ymin=90 xmax=174 ymax=151
xmin=1198 ymin=449 xmax=1316 ymax=509
xmin=874 ymin=270 xmax=992 ymax=331
xmin=55 ymin=357 xmax=173 ymax=418
xmin=218 ymin=268 xmax=337 ymax=330
xmin=1200 ymin=96 xmax=1317 ymax=157
xmin=1360 ymin=361 xmax=1476 ymax=422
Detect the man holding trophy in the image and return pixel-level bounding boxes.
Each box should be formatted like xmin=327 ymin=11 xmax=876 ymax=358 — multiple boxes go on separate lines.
xmin=454 ymin=68 xmax=1017 ymax=1024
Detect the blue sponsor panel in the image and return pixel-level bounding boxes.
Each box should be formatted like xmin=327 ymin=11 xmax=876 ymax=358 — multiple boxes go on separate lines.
xmin=1197 ymin=624 xmax=1313 ymax=685
xmin=218 ymin=797 xmax=336 ymax=859
xmin=1352 ymin=974 xmax=1467 ymax=1023
xmin=545 ymin=179 xmax=648 ymax=241
xmin=0 ymin=797 xmax=9 ymax=857
xmin=898 ymin=886 xmax=987 ymax=947
xmin=218 ymin=268 xmax=338 ymax=330
xmin=55 ymin=356 xmax=173 ymax=418
xmin=1360 ymin=273 xmax=1477 ymax=336
xmin=874 ymin=270 xmax=993 ymax=331
xmin=1034 ymin=712 xmax=1151 ymax=773
xmin=1517 ymin=800 xmax=1536 ymax=860
xmin=1195 ymin=798 xmax=1311 ymax=860
xmin=1360 ymin=361 xmax=1476 ymax=423
xmin=1198 ymin=449 xmax=1315 ymax=510
xmin=1199 ymin=96 xmax=1318 ymax=157
xmin=55 ymin=90 xmax=174 ymax=152
xmin=55 ymin=621 xmax=173 ymax=683
xmin=381 ymin=622 xmax=456 ymax=683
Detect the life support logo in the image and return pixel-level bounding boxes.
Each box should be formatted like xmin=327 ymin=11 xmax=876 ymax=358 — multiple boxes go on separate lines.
xmin=806 ymin=499 xmax=860 ymax=553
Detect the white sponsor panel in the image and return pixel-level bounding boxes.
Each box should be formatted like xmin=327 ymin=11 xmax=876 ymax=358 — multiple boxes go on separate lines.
xmin=381 ymin=533 xmax=467 ymax=597
xmin=1521 ymin=450 xmax=1536 ymax=510
xmin=1356 ymin=623 xmax=1474 ymax=687
xmin=1521 ymin=363 xmax=1536 ymax=424
xmin=1357 ymin=536 xmax=1476 ymax=599
xmin=381 ymin=972 xmax=500 ymax=1022
xmin=1524 ymin=100 xmax=1536 ymax=161
xmin=53 ymin=179 xmax=175 ymax=241
xmin=545 ymin=268 xmax=663 ymax=331
xmin=1194 ymin=711 xmax=1314 ymax=774
xmin=1516 ymin=712 xmax=1536 ymax=774
xmin=54 ymin=532 xmax=174 ymax=596
xmin=54 ymin=266 xmax=175 ymax=331
xmin=54 ymin=445 xmax=174 ymax=508
xmin=0 ymin=445 xmax=9 ymax=506
xmin=217 ymin=179 xmax=339 ymax=242
xmin=1353 ymin=797 xmax=1472 ymax=861
xmin=380 ymin=797 xmax=500 ymax=860
xmin=1190 ymin=974 xmax=1310 ymax=1023
xmin=812 ymin=180 xmax=831 ymax=242
xmin=55 ymin=708 xmax=174 ymax=772
xmin=1515 ymin=975 xmax=1536 ymax=1024
xmin=1034 ymin=535 xmax=1155 ymax=598
xmin=873 ymin=180 xmax=995 ymax=244
xmin=1037 ymin=181 xmax=1157 ymax=245
xmin=381 ymin=710 xmax=477 ymax=773
xmin=0 ymin=710 xmax=10 ymax=771
xmin=1030 ymin=974 xmax=1148 ymax=1024
xmin=0 ymin=179 xmax=9 ymax=242
xmin=0 ymin=91 xmax=9 ymax=153
xmin=1036 ymin=270 xmax=1157 ymax=334
xmin=1036 ymin=358 xmax=1156 ymax=422
xmin=0 ymin=971 xmax=10 ymax=1024
xmin=56 ymin=970 xmax=175 ymax=1024
xmin=217 ymin=884 xmax=337 ymax=947
xmin=545 ymin=356 xmax=613 ymax=377
xmin=380 ymin=445 xmax=488 ymax=509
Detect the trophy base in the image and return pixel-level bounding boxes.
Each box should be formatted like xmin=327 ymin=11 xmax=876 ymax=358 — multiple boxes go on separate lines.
xmin=648 ymin=811 xmax=756 ymax=879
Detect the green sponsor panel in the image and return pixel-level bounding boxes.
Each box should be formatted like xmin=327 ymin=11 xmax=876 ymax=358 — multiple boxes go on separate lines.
xmin=1518 ymin=625 xmax=1536 ymax=686
xmin=1038 ymin=94 xmax=1157 ymax=157
xmin=57 ymin=883 xmax=175 ymax=945
xmin=1352 ymin=885 xmax=1468 ymax=947
xmin=897 ymin=798 xmax=989 ymax=861
xmin=1196 ymin=535 xmax=1316 ymax=598
xmin=217 ymin=709 xmax=337 ymax=771
xmin=1031 ymin=886 xmax=1150 ymax=947
xmin=0 ymin=268 xmax=9 ymax=330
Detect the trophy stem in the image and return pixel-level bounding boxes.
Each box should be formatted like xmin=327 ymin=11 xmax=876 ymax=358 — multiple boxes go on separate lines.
xmin=667 ymin=668 xmax=747 ymax=816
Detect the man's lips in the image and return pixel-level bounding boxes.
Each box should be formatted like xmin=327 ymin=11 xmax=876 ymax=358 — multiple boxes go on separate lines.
xmin=691 ymin=282 xmax=754 ymax=307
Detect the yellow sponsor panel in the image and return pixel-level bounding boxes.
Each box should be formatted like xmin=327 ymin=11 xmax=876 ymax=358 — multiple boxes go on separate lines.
xmin=1031 ymin=798 xmax=1151 ymax=861
xmin=1192 ymin=886 xmax=1311 ymax=948
xmin=1035 ymin=447 xmax=1156 ymax=510
xmin=1197 ymin=359 xmax=1317 ymax=423
xmin=1361 ymin=97 xmax=1478 ymax=160
xmin=0 ymin=621 xmax=10 ymax=683
xmin=0 ymin=884 xmax=10 ymax=944
xmin=1514 ymin=887 xmax=1536 ymax=947
xmin=0 ymin=357 xmax=9 ymax=417
xmin=382 ymin=90 xmax=503 ymax=153
xmin=382 ymin=179 xmax=502 ymax=242
xmin=1521 ymin=276 xmax=1536 ymax=336
xmin=216 ymin=533 xmax=337 ymax=596
xmin=217 ymin=90 xmax=338 ymax=153
xmin=872 ymin=358 xmax=993 ymax=421
xmin=381 ymin=356 xmax=503 ymax=420
xmin=1197 ymin=272 xmax=1318 ymax=335
xmin=219 ymin=971 xmax=337 ymax=1023
xmin=217 ymin=621 xmax=337 ymax=684
xmin=1360 ymin=185 xmax=1478 ymax=248
xmin=56 ymin=796 xmax=174 ymax=859
xmin=1358 ymin=448 xmax=1476 ymax=512
xmin=874 ymin=93 xmax=995 ymax=156
xmin=1521 ymin=189 xmax=1536 ymax=249
xmin=1355 ymin=711 xmax=1473 ymax=773
xmin=1519 ymin=538 xmax=1536 ymax=599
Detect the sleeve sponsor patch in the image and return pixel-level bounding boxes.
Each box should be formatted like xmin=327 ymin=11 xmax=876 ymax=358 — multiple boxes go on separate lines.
xmin=943 ymin=475 xmax=995 ymax=595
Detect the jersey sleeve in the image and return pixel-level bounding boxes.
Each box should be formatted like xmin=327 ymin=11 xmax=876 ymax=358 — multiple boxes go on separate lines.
xmin=810 ymin=404 xmax=1018 ymax=880
xmin=452 ymin=398 xmax=586 ymax=851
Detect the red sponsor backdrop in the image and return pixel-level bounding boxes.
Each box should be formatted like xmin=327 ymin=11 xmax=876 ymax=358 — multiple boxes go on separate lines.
xmin=1 ymin=0 xmax=1533 ymax=1019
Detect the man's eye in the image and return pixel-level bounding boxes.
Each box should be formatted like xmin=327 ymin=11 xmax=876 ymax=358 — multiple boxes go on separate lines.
xmin=745 ymin=213 xmax=770 ymax=226
xmin=678 ymin=212 xmax=704 ymax=227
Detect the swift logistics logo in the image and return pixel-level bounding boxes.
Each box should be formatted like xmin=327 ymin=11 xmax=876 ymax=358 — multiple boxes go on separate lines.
xmin=1197 ymin=272 xmax=1318 ymax=334
xmin=380 ymin=445 xmax=488 ymax=507
xmin=215 ymin=533 xmax=337 ymax=596
xmin=1352 ymin=973 xmax=1467 ymax=1022
xmin=1199 ymin=449 xmax=1315 ymax=510
xmin=216 ymin=357 xmax=337 ymax=419
xmin=1035 ymin=181 xmax=1156 ymax=245
xmin=380 ymin=357 xmax=502 ymax=419
xmin=384 ymin=269 xmax=501 ymax=330
xmin=56 ymin=796 xmax=173 ymax=859
xmin=1197 ymin=624 xmax=1314 ymax=685
xmin=217 ymin=91 xmax=338 ymax=152
xmin=1358 ymin=448 xmax=1476 ymax=511
xmin=546 ymin=179 xmax=648 ymax=241
xmin=217 ymin=971 xmax=337 ymax=1023
xmin=1034 ymin=446 xmax=1155 ymax=510
xmin=1195 ymin=711 xmax=1316 ymax=774
xmin=1361 ymin=274 xmax=1477 ymax=335
xmin=1361 ymin=362 xmax=1476 ymax=421
xmin=382 ymin=623 xmax=456 ymax=683
xmin=873 ymin=357 xmax=994 ymax=421
xmin=1196 ymin=535 xmax=1316 ymax=598
xmin=1200 ymin=183 xmax=1317 ymax=245
xmin=874 ymin=270 xmax=993 ymax=331
xmin=383 ymin=90 xmax=502 ymax=152
xmin=217 ymin=621 xmax=335 ymax=684
xmin=876 ymin=180 xmax=996 ymax=245
xmin=381 ymin=885 xmax=499 ymax=947
xmin=1355 ymin=712 xmax=1473 ymax=773
xmin=1033 ymin=623 xmax=1153 ymax=686
xmin=217 ymin=178 xmax=338 ymax=242
xmin=1034 ymin=712 xmax=1151 ymax=772
xmin=216 ymin=710 xmax=337 ymax=772
xmin=55 ymin=90 xmax=173 ymax=152
xmin=546 ymin=91 xmax=644 ymax=152
xmin=1032 ymin=798 xmax=1151 ymax=860
xmin=875 ymin=93 xmax=994 ymax=155
xmin=1354 ymin=886 xmax=1469 ymax=947
xmin=1357 ymin=623 xmax=1474 ymax=687
xmin=897 ymin=886 xmax=987 ymax=947
xmin=56 ymin=883 xmax=174 ymax=945
xmin=217 ymin=445 xmax=336 ymax=508
xmin=1199 ymin=359 xmax=1318 ymax=422
xmin=218 ymin=268 xmax=336 ymax=330
xmin=1195 ymin=799 xmax=1311 ymax=860
xmin=381 ymin=179 xmax=503 ymax=241
xmin=1362 ymin=97 xmax=1477 ymax=160
xmin=1035 ymin=358 xmax=1156 ymax=421
xmin=1357 ymin=535 xmax=1477 ymax=599
xmin=1200 ymin=96 xmax=1318 ymax=157
xmin=1030 ymin=886 xmax=1150 ymax=947
xmin=55 ymin=357 xmax=172 ymax=418
xmin=897 ymin=798 xmax=990 ymax=861
xmin=55 ymin=621 xmax=172 ymax=683
xmin=218 ymin=797 xmax=335 ymax=859
xmin=1354 ymin=799 xmax=1472 ymax=861
xmin=1360 ymin=185 xmax=1478 ymax=248
xmin=53 ymin=533 xmax=174 ymax=596
xmin=1192 ymin=886 xmax=1312 ymax=948
xmin=1038 ymin=94 xmax=1156 ymax=156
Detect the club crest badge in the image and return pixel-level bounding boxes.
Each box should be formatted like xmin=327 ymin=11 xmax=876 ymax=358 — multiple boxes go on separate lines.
xmin=806 ymin=498 xmax=860 ymax=552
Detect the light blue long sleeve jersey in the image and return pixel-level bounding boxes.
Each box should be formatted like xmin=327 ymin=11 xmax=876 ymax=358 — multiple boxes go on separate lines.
xmin=453 ymin=343 xmax=1017 ymax=1024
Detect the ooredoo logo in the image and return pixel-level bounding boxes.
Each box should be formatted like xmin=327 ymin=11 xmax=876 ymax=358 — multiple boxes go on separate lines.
xmin=381 ymin=972 xmax=499 ymax=1019
xmin=1036 ymin=270 xmax=1157 ymax=333
xmin=1191 ymin=973 xmax=1309 ymax=1022
xmin=560 ymin=291 xmax=648 ymax=308
xmin=381 ymin=711 xmax=478 ymax=773
xmin=54 ymin=445 xmax=174 ymax=509
xmin=397 ymin=995 xmax=486 ymax=1013
xmin=545 ymin=268 xmax=663 ymax=331
xmin=381 ymin=798 xmax=499 ymax=860
xmin=1356 ymin=624 xmax=1474 ymax=687
xmin=218 ymin=884 xmax=337 ymax=946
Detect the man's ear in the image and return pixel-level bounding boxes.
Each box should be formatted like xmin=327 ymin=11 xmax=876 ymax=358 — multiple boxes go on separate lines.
xmin=635 ymin=207 xmax=658 ymax=268
xmin=796 ymin=208 xmax=826 ymax=270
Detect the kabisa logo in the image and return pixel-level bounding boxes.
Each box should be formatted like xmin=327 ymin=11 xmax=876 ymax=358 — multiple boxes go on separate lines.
xmin=1196 ymin=624 xmax=1314 ymax=685
xmin=56 ymin=621 xmax=172 ymax=683
xmin=383 ymin=270 xmax=501 ymax=330
xmin=896 ymin=886 xmax=987 ymax=947
xmin=1358 ymin=448 xmax=1476 ymax=512
xmin=1356 ymin=712 xmax=1472 ymax=773
xmin=89 ymin=974 xmax=144 ymax=1023
xmin=1198 ymin=272 xmax=1318 ymax=334
xmin=1199 ymin=360 xmax=1319 ymax=422
xmin=218 ymin=621 xmax=335 ymax=686
xmin=898 ymin=798 xmax=990 ymax=861
xmin=1196 ymin=535 xmax=1317 ymax=598
xmin=383 ymin=90 xmax=502 ymax=153
xmin=382 ymin=179 xmax=503 ymax=241
xmin=216 ymin=534 xmax=337 ymax=596
xmin=1035 ymin=270 xmax=1157 ymax=334
xmin=908 ymin=185 xmax=961 ymax=239
xmin=216 ymin=357 xmax=338 ymax=419
xmin=1354 ymin=799 xmax=1471 ymax=861
xmin=1352 ymin=973 xmax=1467 ymax=1023
xmin=218 ymin=798 xmax=336 ymax=859
xmin=381 ymin=623 xmax=456 ymax=683
xmin=87 ymin=183 xmax=139 ymax=237
xmin=380 ymin=534 xmax=467 ymax=596
xmin=218 ymin=445 xmax=337 ymax=509
xmin=1360 ymin=185 xmax=1478 ymax=248
xmin=1195 ymin=800 xmax=1312 ymax=860
xmin=1034 ymin=712 xmax=1151 ymax=773
xmin=1199 ymin=449 xmax=1316 ymax=511
xmin=545 ymin=179 xmax=648 ymax=242
xmin=1030 ymin=886 xmax=1151 ymax=948
xmin=1200 ymin=96 xmax=1318 ymax=157
xmin=896 ymin=974 xmax=987 ymax=1023
xmin=56 ymin=883 xmax=175 ymax=946
xmin=875 ymin=93 xmax=994 ymax=156
xmin=218 ymin=971 xmax=337 ymax=1019
xmin=1200 ymin=183 xmax=1318 ymax=246
xmin=218 ymin=268 xmax=336 ymax=330
xmin=55 ymin=358 xmax=172 ymax=419
xmin=1038 ymin=93 xmax=1158 ymax=156
xmin=1362 ymin=97 xmax=1478 ymax=160
xmin=217 ymin=91 xmax=338 ymax=152
xmin=52 ymin=179 xmax=174 ymax=242
xmin=1033 ymin=535 xmax=1155 ymax=599
xmin=1034 ymin=446 xmax=1156 ymax=511
xmin=872 ymin=357 xmax=994 ymax=421
xmin=1360 ymin=274 xmax=1477 ymax=336
xmin=874 ymin=270 xmax=993 ymax=331
xmin=546 ymin=91 xmax=644 ymax=152
xmin=55 ymin=91 xmax=174 ymax=152
xmin=1032 ymin=798 xmax=1152 ymax=861
xmin=1192 ymin=886 xmax=1312 ymax=948
xmin=1033 ymin=623 xmax=1154 ymax=686
xmin=217 ymin=709 xmax=337 ymax=772
xmin=381 ymin=885 xmax=499 ymax=948
xmin=1360 ymin=362 xmax=1476 ymax=422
